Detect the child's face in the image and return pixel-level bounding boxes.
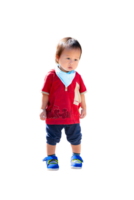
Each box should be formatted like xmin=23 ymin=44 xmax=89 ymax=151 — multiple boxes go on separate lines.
xmin=56 ymin=48 xmax=81 ymax=73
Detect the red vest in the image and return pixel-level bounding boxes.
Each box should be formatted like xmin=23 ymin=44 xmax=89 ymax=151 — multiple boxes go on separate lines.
xmin=41 ymin=69 xmax=87 ymax=124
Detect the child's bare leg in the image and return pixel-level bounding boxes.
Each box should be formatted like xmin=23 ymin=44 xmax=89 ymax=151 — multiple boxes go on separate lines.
xmin=71 ymin=144 xmax=81 ymax=154
xmin=46 ymin=143 xmax=56 ymax=155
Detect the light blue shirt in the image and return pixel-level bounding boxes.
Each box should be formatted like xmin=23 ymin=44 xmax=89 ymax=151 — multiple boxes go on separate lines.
xmin=55 ymin=64 xmax=76 ymax=88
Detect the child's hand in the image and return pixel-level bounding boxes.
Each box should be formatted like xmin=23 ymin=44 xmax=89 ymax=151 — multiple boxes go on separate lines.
xmin=40 ymin=110 xmax=47 ymax=120
xmin=79 ymin=109 xmax=87 ymax=119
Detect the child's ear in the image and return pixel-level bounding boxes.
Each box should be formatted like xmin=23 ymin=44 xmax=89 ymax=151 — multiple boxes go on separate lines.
xmin=56 ymin=55 xmax=59 ymax=63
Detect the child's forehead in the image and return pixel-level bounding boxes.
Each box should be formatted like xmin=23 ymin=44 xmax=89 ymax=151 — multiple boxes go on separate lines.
xmin=62 ymin=48 xmax=81 ymax=56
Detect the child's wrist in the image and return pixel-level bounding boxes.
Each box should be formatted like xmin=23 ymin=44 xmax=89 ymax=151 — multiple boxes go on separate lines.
xmin=40 ymin=108 xmax=46 ymax=111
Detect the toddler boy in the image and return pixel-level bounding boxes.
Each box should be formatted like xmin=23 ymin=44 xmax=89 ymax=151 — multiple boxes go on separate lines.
xmin=40 ymin=37 xmax=87 ymax=170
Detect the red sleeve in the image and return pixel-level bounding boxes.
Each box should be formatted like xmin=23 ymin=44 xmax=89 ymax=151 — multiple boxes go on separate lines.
xmin=41 ymin=72 xmax=53 ymax=95
xmin=79 ymin=75 xmax=87 ymax=94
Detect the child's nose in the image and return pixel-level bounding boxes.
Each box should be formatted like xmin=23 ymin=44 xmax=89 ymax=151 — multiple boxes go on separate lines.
xmin=69 ymin=60 xmax=73 ymax=64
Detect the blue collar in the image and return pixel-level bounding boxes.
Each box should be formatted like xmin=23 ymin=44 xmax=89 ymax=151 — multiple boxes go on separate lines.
xmin=55 ymin=64 xmax=76 ymax=87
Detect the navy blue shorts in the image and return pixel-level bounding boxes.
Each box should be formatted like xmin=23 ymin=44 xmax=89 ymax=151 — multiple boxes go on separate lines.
xmin=45 ymin=123 xmax=82 ymax=145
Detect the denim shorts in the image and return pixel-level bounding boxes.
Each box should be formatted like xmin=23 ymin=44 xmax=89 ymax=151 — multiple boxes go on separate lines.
xmin=45 ymin=123 xmax=82 ymax=145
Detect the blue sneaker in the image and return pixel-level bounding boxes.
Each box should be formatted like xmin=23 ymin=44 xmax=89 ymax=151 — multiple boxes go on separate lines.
xmin=42 ymin=155 xmax=59 ymax=171
xmin=71 ymin=155 xmax=83 ymax=169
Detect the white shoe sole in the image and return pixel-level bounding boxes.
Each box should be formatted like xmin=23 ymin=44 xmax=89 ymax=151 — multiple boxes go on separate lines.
xmin=70 ymin=167 xmax=83 ymax=171
xmin=46 ymin=169 xmax=60 ymax=174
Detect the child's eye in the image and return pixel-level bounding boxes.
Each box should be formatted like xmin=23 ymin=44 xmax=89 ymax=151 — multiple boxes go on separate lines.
xmin=67 ymin=58 xmax=78 ymax=61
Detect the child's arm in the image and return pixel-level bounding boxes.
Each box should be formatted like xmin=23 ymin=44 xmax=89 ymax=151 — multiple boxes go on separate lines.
xmin=80 ymin=94 xmax=86 ymax=109
xmin=80 ymin=94 xmax=87 ymax=121
xmin=41 ymin=93 xmax=49 ymax=110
